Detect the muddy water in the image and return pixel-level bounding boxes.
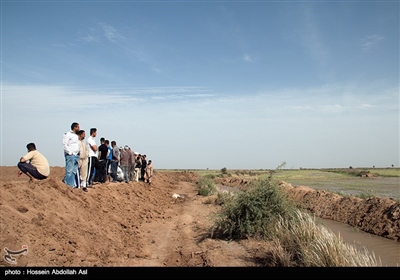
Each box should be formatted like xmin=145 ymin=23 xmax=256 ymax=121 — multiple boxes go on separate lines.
xmin=217 ymin=185 xmax=400 ymax=267
xmin=319 ymin=218 xmax=400 ymax=267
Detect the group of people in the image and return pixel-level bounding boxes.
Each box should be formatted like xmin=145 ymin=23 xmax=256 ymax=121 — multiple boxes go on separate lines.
xmin=16 ymin=122 xmax=154 ymax=192
xmin=62 ymin=122 xmax=154 ymax=192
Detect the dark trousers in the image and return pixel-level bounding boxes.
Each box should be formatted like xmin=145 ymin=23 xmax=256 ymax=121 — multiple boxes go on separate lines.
xmin=110 ymin=160 xmax=118 ymax=181
xmin=140 ymin=167 xmax=146 ymax=181
xmin=106 ymin=159 xmax=111 ymax=174
xmin=17 ymin=162 xmax=47 ymax=180
xmin=87 ymin=156 xmax=99 ymax=185
xmin=94 ymin=159 xmax=107 ymax=183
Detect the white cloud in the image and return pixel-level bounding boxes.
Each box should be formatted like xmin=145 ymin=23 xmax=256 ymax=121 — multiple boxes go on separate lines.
xmin=242 ymin=53 xmax=253 ymax=62
xmin=78 ymin=23 xmax=124 ymax=44
xmin=1 ymin=84 xmax=217 ymax=113
xmin=359 ymin=103 xmax=374 ymax=108
xmin=362 ymin=34 xmax=384 ymax=51
xmin=297 ymin=5 xmax=330 ymax=65
xmin=319 ymin=104 xmax=345 ymax=113
xmin=82 ymin=34 xmax=98 ymax=43
xmin=99 ymin=23 xmax=125 ymax=42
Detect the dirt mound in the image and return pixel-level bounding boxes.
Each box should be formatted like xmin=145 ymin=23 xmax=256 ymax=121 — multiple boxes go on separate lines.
xmin=0 ymin=167 xmax=199 ymax=266
xmin=214 ymin=176 xmax=253 ymax=190
xmin=0 ymin=166 xmax=398 ymax=268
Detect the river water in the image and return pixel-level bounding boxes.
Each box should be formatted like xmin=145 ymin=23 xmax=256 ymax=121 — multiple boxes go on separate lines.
xmin=285 ymin=177 xmax=400 ymax=266
xmin=318 ymin=218 xmax=400 ymax=267
xmin=216 ymin=185 xmax=399 ymax=267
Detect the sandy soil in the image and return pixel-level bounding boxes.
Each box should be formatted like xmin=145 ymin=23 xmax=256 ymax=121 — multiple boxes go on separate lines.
xmin=0 ymin=166 xmax=399 ymax=268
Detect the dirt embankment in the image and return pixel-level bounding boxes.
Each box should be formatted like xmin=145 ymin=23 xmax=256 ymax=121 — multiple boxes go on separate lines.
xmin=0 ymin=167 xmax=198 ymax=266
xmin=0 ymin=166 xmax=398 ymax=268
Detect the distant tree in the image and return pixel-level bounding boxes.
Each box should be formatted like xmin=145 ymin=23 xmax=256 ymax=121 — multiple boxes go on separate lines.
xmin=221 ymin=167 xmax=227 ymax=174
xmin=373 ymin=165 xmax=375 ymax=168
xmin=391 ymin=164 xmax=394 ymax=168
xmin=349 ymin=166 xmax=353 ymax=169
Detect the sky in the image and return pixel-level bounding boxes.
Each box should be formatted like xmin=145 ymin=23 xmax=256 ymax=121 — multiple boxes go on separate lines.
xmin=1 ymin=0 xmax=399 ymax=170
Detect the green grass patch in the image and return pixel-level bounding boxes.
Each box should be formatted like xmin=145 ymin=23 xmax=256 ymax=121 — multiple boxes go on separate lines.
xmin=362 ymin=168 xmax=400 ymax=177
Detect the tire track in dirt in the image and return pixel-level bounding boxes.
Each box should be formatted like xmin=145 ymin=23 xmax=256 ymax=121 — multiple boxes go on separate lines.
xmin=130 ymin=182 xmax=207 ymax=266
xmin=130 ymin=181 xmax=258 ymax=267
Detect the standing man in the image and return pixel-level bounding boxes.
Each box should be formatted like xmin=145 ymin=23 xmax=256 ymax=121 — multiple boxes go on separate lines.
xmin=105 ymin=140 xmax=113 ymax=182
xmin=77 ymin=130 xmax=89 ymax=192
xmin=62 ymin=122 xmax=80 ymax=188
xmin=17 ymin=142 xmax=50 ymax=181
xmin=144 ymin=160 xmax=154 ymax=185
xmin=134 ymin=153 xmax=141 ymax=182
xmin=128 ymin=147 xmax=136 ymax=182
xmin=87 ymin=128 xmax=99 ymax=187
xmin=95 ymin=137 xmax=108 ymax=183
xmin=119 ymin=145 xmax=131 ymax=183
xmin=110 ymin=140 xmax=120 ymax=182
xmin=140 ymin=154 xmax=147 ymax=182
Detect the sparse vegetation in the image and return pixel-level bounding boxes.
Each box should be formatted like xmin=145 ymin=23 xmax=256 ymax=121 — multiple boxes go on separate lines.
xmin=326 ymin=168 xmax=375 ymax=177
xmin=203 ymin=173 xmax=216 ymax=179
xmin=267 ymin=209 xmax=381 ymax=267
xmin=210 ymin=178 xmax=296 ymax=240
xmin=214 ymin=191 xmax=235 ymax=206
xmin=363 ymin=168 xmax=400 ymax=177
xmin=196 ymin=177 xmax=217 ymax=196
xmin=208 ymin=166 xmax=383 ymax=267
xmin=189 ymin=167 xmax=399 ymax=200
xmin=334 ymin=190 xmax=378 ymax=200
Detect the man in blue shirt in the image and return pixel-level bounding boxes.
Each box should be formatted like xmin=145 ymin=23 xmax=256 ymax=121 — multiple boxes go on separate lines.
xmin=110 ymin=141 xmax=120 ymax=182
xmin=105 ymin=139 xmax=113 ymax=183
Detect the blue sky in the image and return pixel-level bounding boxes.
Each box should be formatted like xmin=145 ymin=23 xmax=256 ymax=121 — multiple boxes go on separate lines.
xmin=1 ymin=0 xmax=399 ymax=170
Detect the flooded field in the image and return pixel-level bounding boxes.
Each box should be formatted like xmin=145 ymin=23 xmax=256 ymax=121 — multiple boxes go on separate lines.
xmin=286 ymin=177 xmax=399 ymax=200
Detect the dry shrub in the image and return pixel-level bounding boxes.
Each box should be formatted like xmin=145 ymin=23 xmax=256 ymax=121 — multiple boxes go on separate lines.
xmin=197 ymin=177 xmax=217 ymax=196
xmin=210 ymin=178 xmax=296 ymax=240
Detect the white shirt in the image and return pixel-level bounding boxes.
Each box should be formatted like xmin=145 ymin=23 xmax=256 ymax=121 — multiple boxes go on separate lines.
xmin=87 ymin=136 xmax=98 ymax=157
xmin=62 ymin=130 xmax=80 ymax=155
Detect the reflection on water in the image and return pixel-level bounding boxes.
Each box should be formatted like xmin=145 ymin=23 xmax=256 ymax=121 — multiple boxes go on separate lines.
xmin=318 ymin=218 xmax=400 ymax=267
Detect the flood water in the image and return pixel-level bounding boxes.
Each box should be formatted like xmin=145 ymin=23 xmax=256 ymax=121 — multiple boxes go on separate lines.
xmin=217 ymin=185 xmax=400 ymax=267
xmin=319 ymin=218 xmax=400 ymax=267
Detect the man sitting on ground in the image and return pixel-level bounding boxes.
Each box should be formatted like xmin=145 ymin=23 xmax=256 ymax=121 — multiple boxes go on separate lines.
xmin=17 ymin=142 xmax=50 ymax=181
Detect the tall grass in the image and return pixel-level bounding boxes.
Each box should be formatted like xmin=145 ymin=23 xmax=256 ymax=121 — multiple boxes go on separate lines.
xmin=208 ymin=175 xmax=381 ymax=266
xmin=271 ymin=210 xmax=381 ymax=267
